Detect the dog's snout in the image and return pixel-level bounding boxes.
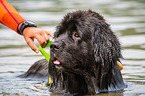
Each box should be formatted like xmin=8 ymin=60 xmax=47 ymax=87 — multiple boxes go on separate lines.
xmin=50 ymin=42 xmax=60 ymax=50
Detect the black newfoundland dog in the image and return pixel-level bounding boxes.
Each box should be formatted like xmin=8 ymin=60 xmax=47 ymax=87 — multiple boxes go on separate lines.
xmin=21 ymin=10 xmax=125 ymax=95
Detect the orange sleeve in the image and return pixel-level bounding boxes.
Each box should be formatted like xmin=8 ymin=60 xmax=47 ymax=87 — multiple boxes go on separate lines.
xmin=0 ymin=0 xmax=26 ymax=34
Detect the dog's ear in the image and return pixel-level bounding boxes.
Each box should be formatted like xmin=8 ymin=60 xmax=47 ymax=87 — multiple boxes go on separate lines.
xmin=92 ymin=22 xmax=107 ymax=67
xmin=92 ymin=18 xmax=122 ymax=69
xmin=92 ymin=18 xmax=125 ymax=91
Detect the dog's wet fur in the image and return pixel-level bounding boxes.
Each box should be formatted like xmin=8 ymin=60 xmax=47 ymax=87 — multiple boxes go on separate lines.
xmin=20 ymin=10 xmax=125 ymax=95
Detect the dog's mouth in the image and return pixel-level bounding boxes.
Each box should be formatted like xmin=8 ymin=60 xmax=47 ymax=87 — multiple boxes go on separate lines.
xmin=53 ymin=58 xmax=64 ymax=70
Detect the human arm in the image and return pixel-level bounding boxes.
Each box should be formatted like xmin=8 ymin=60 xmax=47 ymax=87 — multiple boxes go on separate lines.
xmin=0 ymin=0 xmax=54 ymax=53
xmin=0 ymin=0 xmax=26 ymax=33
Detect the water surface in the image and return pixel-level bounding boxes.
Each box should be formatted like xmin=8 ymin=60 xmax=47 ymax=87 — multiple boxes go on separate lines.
xmin=0 ymin=0 xmax=145 ymax=95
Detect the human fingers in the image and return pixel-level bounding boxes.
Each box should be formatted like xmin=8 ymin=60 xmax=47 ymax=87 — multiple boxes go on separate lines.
xmin=34 ymin=34 xmax=48 ymax=48
xmin=35 ymin=30 xmax=52 ymax=48
xmin=25 ymin=37 xmax=39 ymax=53
xmin=44 ymin=33 xmax=50 ymax=44
xmin=45 ymin=30 xmax=54 ymax=38
xmin=41 ymin=33 xmax=50 ymax=48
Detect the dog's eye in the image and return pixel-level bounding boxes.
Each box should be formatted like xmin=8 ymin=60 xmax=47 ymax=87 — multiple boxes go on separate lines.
xmin=74 ymin=33 xmax=80 ymax=38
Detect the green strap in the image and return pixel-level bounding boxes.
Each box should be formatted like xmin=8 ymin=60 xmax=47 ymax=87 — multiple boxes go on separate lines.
xmin=39 ymin=45 xmax=50 ymax=62
xmin=46 ymin=41 xmax=53 ymax=47
xmin=39 ymin=41 xmax=53 ymax=84
xmin=39 ymin=41 xmax=53 ymax=62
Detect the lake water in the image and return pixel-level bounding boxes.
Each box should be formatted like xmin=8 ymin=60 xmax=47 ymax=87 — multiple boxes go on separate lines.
xmin=0 ymin=0 xmax=145 ymax=95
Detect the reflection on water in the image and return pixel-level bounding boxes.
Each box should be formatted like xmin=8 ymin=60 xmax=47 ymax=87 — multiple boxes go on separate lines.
xmin=0 ymin=0 xmax=145 ymax=95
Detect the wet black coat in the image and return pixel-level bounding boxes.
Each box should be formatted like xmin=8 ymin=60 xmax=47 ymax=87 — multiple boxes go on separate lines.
xmin=21 ymin=10 xmax=125 ymax=95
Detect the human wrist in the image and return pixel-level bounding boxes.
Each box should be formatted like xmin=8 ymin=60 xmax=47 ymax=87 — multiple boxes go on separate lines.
xmin=17 ymin=20 xmax=37 ymax=35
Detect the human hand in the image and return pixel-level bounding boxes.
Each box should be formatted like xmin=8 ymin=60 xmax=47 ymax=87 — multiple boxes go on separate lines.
xmin=23 ymin=27 xmax=54 ymax=53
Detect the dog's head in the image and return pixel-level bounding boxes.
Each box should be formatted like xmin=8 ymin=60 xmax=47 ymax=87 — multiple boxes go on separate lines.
xmin=49 ymin=10 xmax=124 ymax=95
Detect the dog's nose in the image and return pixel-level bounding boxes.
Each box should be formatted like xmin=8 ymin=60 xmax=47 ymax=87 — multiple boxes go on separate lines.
xmin=50 ymin=42 xmax=60 ymax=50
